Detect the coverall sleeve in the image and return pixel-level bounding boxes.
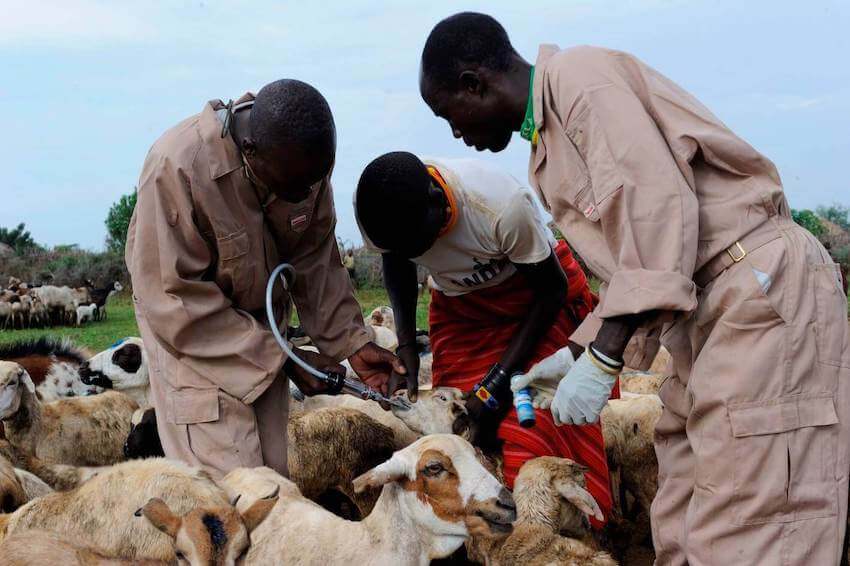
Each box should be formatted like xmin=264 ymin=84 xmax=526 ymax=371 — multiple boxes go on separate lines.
xmin=128 ymin=153 xmax=285 ymax=404
xmin=288 ymin=178 xmax=371 ymax=362
xmin=572 ymin=82 xmax=700 ymax=322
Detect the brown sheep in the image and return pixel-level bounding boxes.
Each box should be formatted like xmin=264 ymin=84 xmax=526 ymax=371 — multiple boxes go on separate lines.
xmin=0 ymin=361 xmax=137 ymax=466
xmin=0 ymin=493 xmax=277 ymax=566
xmin=0 ymin=458 xmax=229 ymax=561
xmin=0 ymin=455 xmax=26 ymax=514
xmin=468 ymin=457 xmax=615 ymax=566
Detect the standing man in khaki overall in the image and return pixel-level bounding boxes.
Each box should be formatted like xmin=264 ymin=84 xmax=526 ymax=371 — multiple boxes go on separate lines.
xmin=420 ymin=12 xmax=850 ymax=565
xmin=126 ymin=79 xmax=405 ymax=479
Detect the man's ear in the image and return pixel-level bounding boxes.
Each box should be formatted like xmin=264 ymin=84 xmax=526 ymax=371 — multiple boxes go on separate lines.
xmin=138 ymin=498 xmax=181 ymax=539
xmin=459 ymin=70 xmax=482 ymax=95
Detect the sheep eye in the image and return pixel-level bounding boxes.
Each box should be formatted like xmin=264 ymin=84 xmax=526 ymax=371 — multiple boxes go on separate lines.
xmin=424 ymin=462 xmax=445 ymax=476
xmin=175 ymin=551 xmax=186 ymax=561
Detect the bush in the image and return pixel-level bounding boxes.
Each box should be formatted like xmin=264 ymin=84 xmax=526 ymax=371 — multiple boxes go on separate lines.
xmin=792 ymin=209 xmax=826 ymax=238
xmin=0 ymin=248 xmax=127 ymax=288
xmin=105 ymin=189 xmax=137 ymax=254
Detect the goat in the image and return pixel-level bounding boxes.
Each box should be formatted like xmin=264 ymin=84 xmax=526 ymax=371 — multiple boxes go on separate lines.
xmin=75 ymin=303 xmax=98 ymax=326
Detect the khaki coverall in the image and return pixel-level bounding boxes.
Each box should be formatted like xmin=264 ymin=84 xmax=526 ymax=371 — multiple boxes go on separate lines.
xmin=528 ymin=45 xmax=850 ymax=564
xmin=126 ymin=94 xmax=370 ymax=479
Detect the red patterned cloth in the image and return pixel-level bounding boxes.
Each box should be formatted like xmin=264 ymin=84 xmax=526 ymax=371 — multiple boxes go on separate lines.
xmin=429 ymin=241 xmax=616 ymax=527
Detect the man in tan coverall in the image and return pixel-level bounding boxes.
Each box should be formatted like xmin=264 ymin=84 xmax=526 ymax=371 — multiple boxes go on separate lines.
xmin=126 ymin=79 xmax=405 ymax=479
xmin=420 ymin=12 xmax=850 ymax=565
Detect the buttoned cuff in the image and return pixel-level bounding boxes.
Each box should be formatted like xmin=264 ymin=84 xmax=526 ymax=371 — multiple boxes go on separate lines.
xmin=598 ymin=269 xmax=697 ymax=319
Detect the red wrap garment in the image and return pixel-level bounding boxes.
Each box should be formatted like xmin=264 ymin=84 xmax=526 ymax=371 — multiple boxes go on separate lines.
xmin=429 ymin=241 xmax=617 ymax=526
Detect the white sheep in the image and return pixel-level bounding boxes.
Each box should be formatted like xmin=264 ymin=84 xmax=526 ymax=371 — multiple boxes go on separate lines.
xmin=75 ymin=303 xmax=98 ymax=326
xmin=79 ymin=337 xmax=151 ymax=406
xmin=0 ymin=361 xmax=138 ymax=466
xmin=223 ymin=434 xmax=516 ymax=566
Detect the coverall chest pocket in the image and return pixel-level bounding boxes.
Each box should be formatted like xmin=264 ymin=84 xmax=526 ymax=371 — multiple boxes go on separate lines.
xmin=728 ymin=395 xmax=839 ymax=525
xmin=216 ymin=229 xmax=255 ymax=300
xmin=811 ymin=263 xmax=850 ymax=368
xmin=566 ymin=102 xmax=622 ymax=212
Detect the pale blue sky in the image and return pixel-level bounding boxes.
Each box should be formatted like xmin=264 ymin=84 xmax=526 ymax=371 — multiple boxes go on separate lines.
xmin=1 ymin=0 xmax=848 ymax=250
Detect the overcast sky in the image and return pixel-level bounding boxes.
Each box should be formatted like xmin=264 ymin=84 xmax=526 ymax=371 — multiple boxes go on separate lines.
xmin=2 ymin=0 xmax=848 ymax=250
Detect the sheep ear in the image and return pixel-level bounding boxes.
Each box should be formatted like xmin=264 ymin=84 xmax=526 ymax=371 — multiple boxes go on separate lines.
xmin=21 ymin=372 xmax=35 ymax=394
xmin=240 ymin=487 xmax=279 ymax=533
xmin=555 ymin=480 xmax=604 ymax=523
xmin=352 ymin=456 xmax=408 ymax=493
xmin=140 ymin=498 xmax=181 ymax=539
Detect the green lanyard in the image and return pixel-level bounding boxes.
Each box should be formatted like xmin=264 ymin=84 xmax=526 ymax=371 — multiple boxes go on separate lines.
xmin=519 ymin=66 xmax=537 ymax=144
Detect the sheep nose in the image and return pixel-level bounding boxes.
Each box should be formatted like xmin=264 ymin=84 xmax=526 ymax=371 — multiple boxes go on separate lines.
xmin=497 ymin=488 xmax=515 ymax=511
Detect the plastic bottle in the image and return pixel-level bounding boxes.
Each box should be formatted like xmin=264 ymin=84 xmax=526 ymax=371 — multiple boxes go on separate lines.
xmin=511 ymin=375 xmax=536 ymax=428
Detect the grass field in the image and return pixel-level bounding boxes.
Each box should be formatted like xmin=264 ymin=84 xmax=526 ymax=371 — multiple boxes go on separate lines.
xmin=0 ymin=288 xmax=431 ymax=353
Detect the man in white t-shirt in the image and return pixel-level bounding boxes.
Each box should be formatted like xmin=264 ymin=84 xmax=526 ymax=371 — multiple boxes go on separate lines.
xmin=355 ymin=152 xmax=613 ymax=519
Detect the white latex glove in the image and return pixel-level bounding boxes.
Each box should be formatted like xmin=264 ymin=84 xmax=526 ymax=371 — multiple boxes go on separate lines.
xmin=510 ymin=346 xmax=576 ymax=410
xmin=550 ymin=352 xmax=616 ymax=426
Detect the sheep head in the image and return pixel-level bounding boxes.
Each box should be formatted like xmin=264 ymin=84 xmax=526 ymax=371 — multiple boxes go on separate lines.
xmin=353 ymin=434 xmax=515 ymax=554
xmin=80 ymin=337 xmax=148 ymax=390
xmin=390 ymin=387 xmax=471 ymax=439
xmin=136 ymin=488 xmax=279 ymax=566
xmin=0 ymin=362 xmax=34 ymax=420
xmin=513 ymin=456 xmax=603 ymax=537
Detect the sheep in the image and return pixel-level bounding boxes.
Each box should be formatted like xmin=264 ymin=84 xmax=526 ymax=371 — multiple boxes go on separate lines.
xmin=389 ymin=387 xmax=474 ymax=441
xmin=292 ymin=393 xmax=421 ymax=449
xmin=223 ymin=434 xmax=516 ymax=566
xmin=467 ymin=456 xmax=616 ymax=566
xmin=79 ymin=337 xmax=151 ymax=407
xmin=600 ymin=394 xmax=662 ymax=554
xmin=0 ymin=337 xmax=102 ymax=401
xmin=122 ymin=404 xmax=398 ymax=519
xmin=0 ymin=301 xmax=10 ymax=331
xmin=11 ymin=468 xmax=52 ymax=502
xmin=619 ymin=372 xmax=666 ymax=396
xmin=70 ymin=286 xmax=91 ymax=307
xmin=31 ymin=285 xmax=76 ymax=325
xmin=0 ymin=361 xmax=138 ymax=466
xmin=75 ymin=303 xmax=98 ymax=326
xmin=1 ymin=439 xmax=100 ymax=492
xmin=0 ymin=491 xmax=277 ymax=566
xmin=368 ymin=305 xmax=396 ymax=333
xmin=0 ymin=458 xmax=231 ymax=561
xmin=0 ymin=455 xmax=27 ymax=514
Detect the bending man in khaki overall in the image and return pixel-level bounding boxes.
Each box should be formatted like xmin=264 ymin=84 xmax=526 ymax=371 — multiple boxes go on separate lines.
xmin=419 ymin=12 xmax=850 ymax=565
xmin=126 ymin=79 xmax=405 ymax=479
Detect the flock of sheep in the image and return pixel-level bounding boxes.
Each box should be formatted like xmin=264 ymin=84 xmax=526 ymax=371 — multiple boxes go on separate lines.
xmin=0 ymin=304 xmax=678 ymax=565
xmin=0 ymin=276 xmax=123 ymax=329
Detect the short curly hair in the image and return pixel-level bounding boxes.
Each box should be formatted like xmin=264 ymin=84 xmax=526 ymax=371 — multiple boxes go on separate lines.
xmin=421 ymin=12 xmax=516 ymax=90
xmin=250 ymin=79 xmax=335 ymax=154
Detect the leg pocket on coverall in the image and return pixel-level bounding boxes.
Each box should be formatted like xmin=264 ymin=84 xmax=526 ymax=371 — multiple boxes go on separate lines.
xmin=172 ymin=388 xmax=262 ymax=472
xmin=728 ymin=395 xmax=839 ymax=525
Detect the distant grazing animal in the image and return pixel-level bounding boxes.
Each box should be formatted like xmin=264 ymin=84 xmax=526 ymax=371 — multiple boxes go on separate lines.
xmin=85 ymin=280 xmax=123 ymax=320
xmin=75 ymin=303 xmax=98 ymax=326
xmin=0 ymin=337 xmax=102 ymax=401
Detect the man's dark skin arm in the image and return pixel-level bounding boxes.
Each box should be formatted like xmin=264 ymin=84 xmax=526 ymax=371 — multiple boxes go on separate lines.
xmin=466 ymin=250 xmax=568 ymax=417
xmin=382 ymin=252 xmax=421 ymax=401
xmin=566 ymin=314 xmax=647 ymax=362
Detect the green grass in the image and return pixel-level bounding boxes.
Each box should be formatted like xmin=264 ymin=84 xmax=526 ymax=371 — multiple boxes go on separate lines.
xmin=0 ymin=288 xmax=431 ymax=353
